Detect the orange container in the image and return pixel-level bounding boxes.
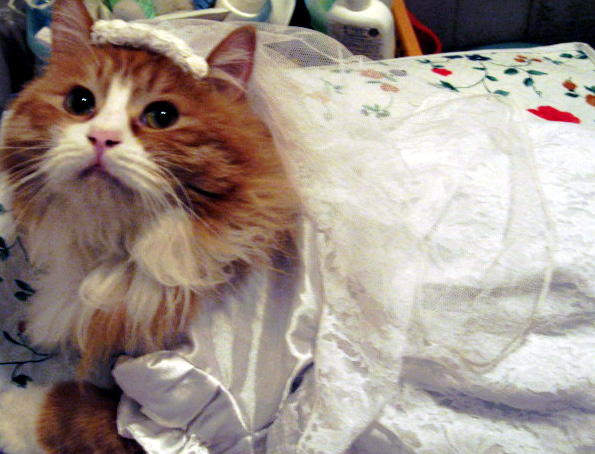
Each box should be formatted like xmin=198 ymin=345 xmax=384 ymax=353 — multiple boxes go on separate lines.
xmin=391 ymin=0 xmax=422 ymax=56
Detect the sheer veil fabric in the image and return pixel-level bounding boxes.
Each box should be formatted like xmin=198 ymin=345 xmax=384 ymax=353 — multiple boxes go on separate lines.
xmin=114 ymin=19 xmax=595 ymax=453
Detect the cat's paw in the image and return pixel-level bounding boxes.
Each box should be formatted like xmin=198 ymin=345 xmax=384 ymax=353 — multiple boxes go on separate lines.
xmin=0 ymin=385 xmax=48 ymax=454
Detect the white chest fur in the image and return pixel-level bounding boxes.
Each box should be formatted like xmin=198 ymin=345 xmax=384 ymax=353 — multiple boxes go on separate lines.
xmin=24 ymin=205 xmax=204 ymax=354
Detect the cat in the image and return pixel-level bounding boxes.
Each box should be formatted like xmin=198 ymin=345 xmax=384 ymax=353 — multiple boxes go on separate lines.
xmin=0 ymin=0 xmax=297 ymax=451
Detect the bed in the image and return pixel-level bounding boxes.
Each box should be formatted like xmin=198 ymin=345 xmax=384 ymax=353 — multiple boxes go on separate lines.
xmin=1 ymin=28 xmax=595 ymax=453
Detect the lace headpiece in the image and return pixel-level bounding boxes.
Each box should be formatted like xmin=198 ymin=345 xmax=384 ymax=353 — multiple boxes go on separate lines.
xmin=90 ymin=19 xmax=209 ymax=78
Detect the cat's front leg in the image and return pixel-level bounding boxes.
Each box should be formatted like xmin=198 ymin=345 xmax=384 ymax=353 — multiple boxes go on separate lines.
xmin=0 ymin=382 xmax=144 ymax=454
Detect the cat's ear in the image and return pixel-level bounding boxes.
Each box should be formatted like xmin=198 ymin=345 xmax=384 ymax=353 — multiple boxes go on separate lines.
xmin=206 ymin=26 xmax=256 ymax=92
xmin=51 ymin=0 xmax=94 ymax=56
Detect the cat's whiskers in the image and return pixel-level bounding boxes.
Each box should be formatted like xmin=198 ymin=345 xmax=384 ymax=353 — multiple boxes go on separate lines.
xmin=11 ymin=186 xmax=51 ymax=227
xmin=148 ymin=156 xmax=222 ymax=234
xmin=110 ymin=153 xmax=177 ymax=216
xmin=148 ymin=159 xmax=198 ymax=212
xmin=6 ymin=160 xmax=46 ymax=192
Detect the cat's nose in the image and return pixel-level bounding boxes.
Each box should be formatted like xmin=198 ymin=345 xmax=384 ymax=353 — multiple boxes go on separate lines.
xmin=87 ymin=128 xmax=122 ymax=154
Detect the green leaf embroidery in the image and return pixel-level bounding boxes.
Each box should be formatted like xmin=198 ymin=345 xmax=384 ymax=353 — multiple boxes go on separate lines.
xmin=2 ymin=330 xmax=16 ymax=343
xmin=504 ymin=68 xmax=519 ymax=75
xmin=439 ymin=80 xmax=459 ymax=91
xmin=585 ymin=86 xmax=595 ymax=94
xmin=486 ymin=75 xmax=498 ymax=81
xmin=14 ymin=291 xmax=30 ymax=302
xmin=543 ymin=56 xmax=563 ymax=65
xmin=524 ymin=77 xmax=534 ymax=87
xmin=0 ymin=237 xmax=10 ymax=261
xmin=12 ymin=374 xmax=32 ymax=387
xmin=527 ymin=70 xmax=547 ymax=75
xmin=15 ymin=280 xmax=35 ymax=293
xmin=560 ymin=53 xmax=573 ymax=58
xmin=494 ymin=90 xmax=510 ymax=96
xmin=565 ymin=92 xmax=580 ymax=98
xmin=361 ymin=104 xmax=391 ymax=119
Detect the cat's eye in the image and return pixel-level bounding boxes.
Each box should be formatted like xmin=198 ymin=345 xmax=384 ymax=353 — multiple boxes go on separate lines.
xmin=141 ymin=102 xmax=179 ymax=129
xmin=64 ymin=86 xmax=95 ymax=116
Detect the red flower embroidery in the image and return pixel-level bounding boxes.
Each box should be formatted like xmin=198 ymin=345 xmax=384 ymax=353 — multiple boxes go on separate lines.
xmin=527 ymin=106 xmax=581 ymax=123
xmin=562 ymin=79 xmax=577 ymax=91
xmin=432 ymin=67 xmax=452 ymax=76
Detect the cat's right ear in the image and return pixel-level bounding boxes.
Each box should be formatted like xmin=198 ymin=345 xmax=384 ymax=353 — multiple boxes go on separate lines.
xmin=206 ymin=26 xmax=256 ymax=95
xmin=51 ymin=0 xmax=94 ymax=56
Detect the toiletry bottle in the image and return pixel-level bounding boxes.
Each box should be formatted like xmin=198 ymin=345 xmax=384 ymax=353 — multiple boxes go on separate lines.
xmin=327 ymin=0 xmax=395 ymax=60
xmin=304 ymin=0 xmax=337 ymax=33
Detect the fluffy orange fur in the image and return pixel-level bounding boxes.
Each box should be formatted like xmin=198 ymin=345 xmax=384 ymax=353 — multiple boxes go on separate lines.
xmin=2 ymin=13 xmax=295 ymax=362
xmin=0 ymin=0 xmax=297 ymax=451
xmin=39 ymin=383 xmax=144 ymax=453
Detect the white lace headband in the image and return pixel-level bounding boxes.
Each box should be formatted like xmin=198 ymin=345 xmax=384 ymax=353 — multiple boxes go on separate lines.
xmin=91 ymin=20 xmax=209 ymax=79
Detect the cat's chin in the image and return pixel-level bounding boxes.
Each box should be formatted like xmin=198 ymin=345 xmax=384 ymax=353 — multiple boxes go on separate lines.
xmin=75 ymin=164 xmax=134 ymax=198
xmin=79 ymin=164 xmax=123 ymax=187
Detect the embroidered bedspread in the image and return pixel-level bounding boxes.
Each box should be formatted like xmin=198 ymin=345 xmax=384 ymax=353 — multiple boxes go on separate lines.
xmin=300 ymin=42 xmax=595 ymax=128
xmin=1 ymin=42 xmax=595 ymax=454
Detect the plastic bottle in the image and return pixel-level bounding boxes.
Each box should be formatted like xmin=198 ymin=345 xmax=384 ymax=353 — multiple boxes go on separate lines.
xmin=327 ymin=0 xmax=395 ymax=60
xmin=304 ymin=0 xmax=337 ymax=33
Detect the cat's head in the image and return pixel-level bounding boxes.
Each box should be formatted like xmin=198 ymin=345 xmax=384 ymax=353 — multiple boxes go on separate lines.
xmin=0 ymin=0 xmax=296 ymax=265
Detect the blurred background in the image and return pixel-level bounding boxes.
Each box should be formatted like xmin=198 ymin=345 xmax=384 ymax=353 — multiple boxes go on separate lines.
xmin=1 ymin=0 xmax=594 ymax=113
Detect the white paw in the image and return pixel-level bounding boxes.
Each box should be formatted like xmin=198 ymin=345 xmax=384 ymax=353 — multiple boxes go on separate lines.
xmin=0 ymin=385 xmax=48 ymax=454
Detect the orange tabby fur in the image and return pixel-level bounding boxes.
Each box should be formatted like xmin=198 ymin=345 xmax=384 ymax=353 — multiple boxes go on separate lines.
xmin=39 ymin=383 xmax=144 ymax=453
xmin=0 ymin=0 xmax=297 ymax=451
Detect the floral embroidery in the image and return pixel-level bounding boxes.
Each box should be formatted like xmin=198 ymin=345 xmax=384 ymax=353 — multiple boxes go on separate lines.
xmin=308 ymin=44 xmax=595 ymax=126
xmin=432 ymin=68 xmax=452 ymax=76
xmin=466 ymin=54 xmax=492 ymax=61
xmin=527 ymin=106 xmax=581 ymax=123
xmin=563 ymin=79 xmax=577 ymax=91
xmin=361 ymin=103 xmax=391 ymax=118
xmin=389 ymin=69 xmax=407 ymax=77
xmin=380 ymin=83 xmax=399 ymax=92
xmin=359 ymin=70 xmax=384 ymax=79
xmin=1 ymin=326 xmax=54 ymax=387
xmin=419 ymin=52 xmax=552 ymax=96
xmin=562 ymin=81 xmax=595 ymax=107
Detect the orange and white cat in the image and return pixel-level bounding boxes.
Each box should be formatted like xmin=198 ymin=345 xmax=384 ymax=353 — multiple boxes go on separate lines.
xmin=0 ymin=0 xmax=296 ymax=451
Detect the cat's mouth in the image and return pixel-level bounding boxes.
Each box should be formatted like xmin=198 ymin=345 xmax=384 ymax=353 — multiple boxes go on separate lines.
xmin=79 ymin=164 xmax=124 ymax=188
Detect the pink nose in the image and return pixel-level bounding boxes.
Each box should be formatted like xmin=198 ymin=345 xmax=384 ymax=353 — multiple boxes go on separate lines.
xmin=87 ymin=128 xmax=122 ymax=155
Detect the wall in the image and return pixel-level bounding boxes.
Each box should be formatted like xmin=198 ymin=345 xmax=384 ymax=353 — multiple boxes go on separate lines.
xmin=406 ymin=0 xmax=595 ymax=51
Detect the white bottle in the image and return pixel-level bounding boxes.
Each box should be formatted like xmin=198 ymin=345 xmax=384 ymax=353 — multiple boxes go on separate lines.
xmin=327 ymin=0 xmax=396 ymax=60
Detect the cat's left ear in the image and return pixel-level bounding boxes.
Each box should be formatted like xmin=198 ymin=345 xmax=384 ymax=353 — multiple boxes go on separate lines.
xmin=51 ymin=0 xmax=94 ymax=56
xmin=206 ymin=26 xmax=256 ymax=91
